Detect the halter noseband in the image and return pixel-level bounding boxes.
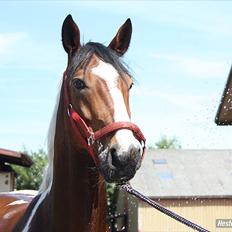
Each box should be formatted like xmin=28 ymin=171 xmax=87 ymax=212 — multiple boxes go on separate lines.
xmin=63 ymin=73 xmax=146 ymax=165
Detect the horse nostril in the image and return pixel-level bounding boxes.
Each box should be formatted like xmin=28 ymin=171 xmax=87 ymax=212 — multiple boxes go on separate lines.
xmin=110 ymin=147 xmax=122 ymax=168
xmin=110 ymin=147 xmax=117 ymax=157
xmin=134 ymin=146 xmax=141 ymax=156
xmin=109 ymin=144 xmax=141 ymax=169
xmin=128 ymin=146 xmax=141 ymax=158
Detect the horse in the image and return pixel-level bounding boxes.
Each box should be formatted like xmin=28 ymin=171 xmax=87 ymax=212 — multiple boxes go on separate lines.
xmin=0 ymin=15 xmax=145 ymax=232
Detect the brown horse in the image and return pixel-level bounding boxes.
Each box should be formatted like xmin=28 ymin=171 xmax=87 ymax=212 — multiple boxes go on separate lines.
xmin=0 ymin=15 xmax=145 ymax=232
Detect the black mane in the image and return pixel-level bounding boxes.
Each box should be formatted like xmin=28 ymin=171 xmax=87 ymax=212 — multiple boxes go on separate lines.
xmin=67 ymin=42 xmax=130 ymax=78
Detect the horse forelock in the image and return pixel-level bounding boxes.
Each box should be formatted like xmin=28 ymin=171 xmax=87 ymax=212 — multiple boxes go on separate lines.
xmin=66 ymin=42 xmax=131 ymax=80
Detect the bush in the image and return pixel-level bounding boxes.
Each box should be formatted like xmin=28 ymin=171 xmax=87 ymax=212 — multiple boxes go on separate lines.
xmin=11 ymin=149 xmax=47 ymax=190
xmin=148 ymin=136 xmax=181 ymax=149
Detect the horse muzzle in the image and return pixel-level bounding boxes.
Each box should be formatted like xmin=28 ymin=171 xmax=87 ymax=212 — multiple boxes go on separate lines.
xmin=99 ymin=141 xmax=142 ymax=183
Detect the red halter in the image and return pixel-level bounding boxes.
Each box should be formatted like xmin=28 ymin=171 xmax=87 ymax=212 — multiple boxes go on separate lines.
xmin=63 ymin=73 xmax=146 ymax=165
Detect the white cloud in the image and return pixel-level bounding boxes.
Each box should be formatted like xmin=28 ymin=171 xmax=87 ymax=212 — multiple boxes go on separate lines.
xmin=152 ymin=53 xmax=230 ymax=79
xmin=0 ymin=32 xmax=27 ymax=55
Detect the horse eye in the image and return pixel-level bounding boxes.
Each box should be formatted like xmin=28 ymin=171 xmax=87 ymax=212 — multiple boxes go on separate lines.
xmin=73 ymin=79 xmax=86 ymax=90
xmin=129 ymin=83 xmax=134 ymax=90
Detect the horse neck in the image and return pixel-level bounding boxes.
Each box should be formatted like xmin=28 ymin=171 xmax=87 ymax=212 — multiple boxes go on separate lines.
xmin=49 ymin=86 xmax=107 ymax=232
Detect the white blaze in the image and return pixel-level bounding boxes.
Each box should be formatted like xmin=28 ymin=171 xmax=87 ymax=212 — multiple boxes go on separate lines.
xmin=92 ymin=60 xmax=141 ymax=153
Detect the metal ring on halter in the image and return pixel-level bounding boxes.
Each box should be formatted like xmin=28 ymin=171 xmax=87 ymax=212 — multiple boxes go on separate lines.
xmin=67 ymin=104 xmax=73 ymax=117
xmin=87 ymin=132 xmax=95 ymax=146
xmin=141 ymin=140 xmax=145 ymax=148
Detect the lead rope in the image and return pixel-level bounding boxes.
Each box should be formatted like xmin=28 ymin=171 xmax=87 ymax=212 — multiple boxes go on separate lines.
xmin=120 ymin=183 xmax=210 ymax=232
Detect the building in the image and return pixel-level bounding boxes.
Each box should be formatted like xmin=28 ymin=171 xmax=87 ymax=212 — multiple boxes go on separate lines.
xmin=115 ymin=149 xmax=232 ymax=232
xmin=215 ymin=65 xmax=232 ymax=125
xmin=0 ymin=148 xmax=33 ymax=192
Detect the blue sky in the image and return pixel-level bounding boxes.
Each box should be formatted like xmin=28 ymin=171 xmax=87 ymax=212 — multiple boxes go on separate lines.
xmin=0 ymin=1 xmax=232 ymax=152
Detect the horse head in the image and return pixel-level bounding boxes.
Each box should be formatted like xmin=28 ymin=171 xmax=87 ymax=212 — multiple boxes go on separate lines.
xmin=61 ymin=15 xmax=145 ymax=184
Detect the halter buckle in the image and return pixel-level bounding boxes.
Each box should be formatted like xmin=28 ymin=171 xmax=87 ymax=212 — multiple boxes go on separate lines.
xmin=87 ymin=132 xmax=95 ymax=146
xmin=67 ymin=104 xmax=73 ymax=117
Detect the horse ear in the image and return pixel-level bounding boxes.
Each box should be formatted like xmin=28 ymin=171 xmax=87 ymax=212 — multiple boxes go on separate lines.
xmin=108 ymin=18 xmax=132 ymax=56
xmin=62 ymin=15 xmax=80 ymax=57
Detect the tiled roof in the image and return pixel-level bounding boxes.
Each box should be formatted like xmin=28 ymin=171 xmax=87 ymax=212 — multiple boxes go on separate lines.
xmin=131 ymin=149 xmax=232 ymax=198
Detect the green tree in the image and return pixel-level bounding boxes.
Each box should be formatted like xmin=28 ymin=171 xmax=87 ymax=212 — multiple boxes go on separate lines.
xmin=106 ymin=183 xmax=119 ymax=216
xmin=11 ymin=149 xmax=47 ymax=190
xmin=150 ymin=136 xmax=181 ymax=149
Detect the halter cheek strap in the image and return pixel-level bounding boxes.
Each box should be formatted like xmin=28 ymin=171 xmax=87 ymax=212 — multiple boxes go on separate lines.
xmin=63 ymin=74 xmax=146 ymax=165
